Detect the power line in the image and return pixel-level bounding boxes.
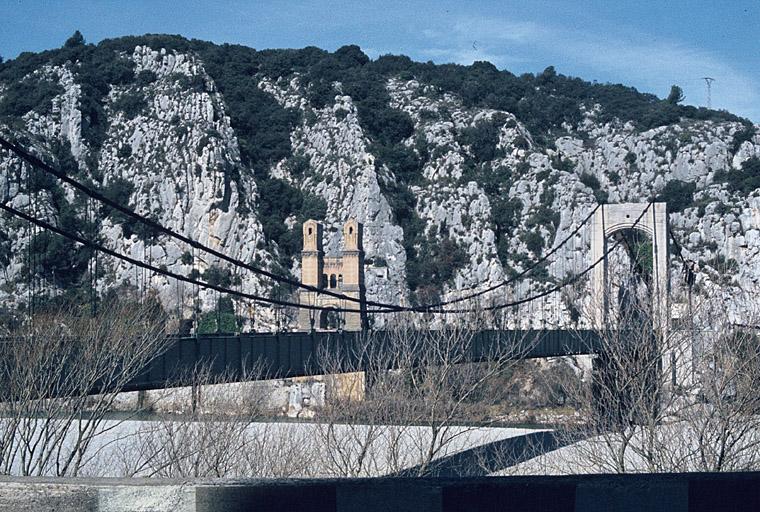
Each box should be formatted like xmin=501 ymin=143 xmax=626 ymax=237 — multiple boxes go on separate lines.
xmin=0 ymin=134 xmax=600 ymax=314
xmin=0 ymin=191 xmax=652 ymax=320
xmin=0 ymin=134 xmax=400 ymax=312
xmin=434 ymin=202 xmax=653 ymax=313
xmin=408 ymin=203 xmax=601 ymax=312
xmin=0 ymin=201 xmax=365 ymax=314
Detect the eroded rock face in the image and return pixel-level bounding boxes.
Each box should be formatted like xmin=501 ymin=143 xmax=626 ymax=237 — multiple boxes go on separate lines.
xmin=259 ymin=77 xmax=408 ymax=310
xmin=0 ymin=46 xmax=278 ymax=328
xmin=1 ymin=43 xmax=759 ymax=329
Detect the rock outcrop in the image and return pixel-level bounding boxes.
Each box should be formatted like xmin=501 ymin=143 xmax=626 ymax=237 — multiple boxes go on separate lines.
xmin=1 ymin=39 xmax=758 ymax=330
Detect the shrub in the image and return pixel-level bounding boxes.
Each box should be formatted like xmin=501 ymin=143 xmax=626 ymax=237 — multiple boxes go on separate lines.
xmin=198 ymin=296 xmax=238 ymax=334
xmin=656 ymin=179 xmax=696 ymax=212
xmin=714 ymin=157 xmax=760 ymax=195
xmin=257 ymin=177 xmax=327 ymax=265
xmin=406 ymin=235 xmax=468 ymax=304
xmin=492 ymin=196 xmax=522 ymax=267
xmin=730 ymin=124 xmax=756 ymax=154
xmin=0 ymin=77 xmax=63 ymax=117
xmin=527 ymin=206 xmax=559 ymax=231
xmin=286 ymin=154 xmax=311 ymax=177
xmin=579 ymin=172 xmax=600 ymax=190
xmin=99 ymin=177 xmax=134 ymax=226
xmin=459 ymin=115 xmax=506 ymax=163
xmin=135 ymin=70 xmax=157 ymax=86
xmin=117 ymin=145 xmax=132 ymax=159
xmin=64 ymin=30 xmax=85 ymax=48
xmin=579 ymin=172 xmax=608 ymax=204
xmin=201 ymin=265 xmax=239 ymax=287
xmin=550 ymin=155 xmax=575 ymax=173
xmin=172 ymin=73 xmax=207 ymax=93
xmin=372 ymin=143 xmax=426 ymax=185
xmin=522 ymin=230 xmax=544 ymax=255
xmin=111 ymin=91 xmax=147 ymax=119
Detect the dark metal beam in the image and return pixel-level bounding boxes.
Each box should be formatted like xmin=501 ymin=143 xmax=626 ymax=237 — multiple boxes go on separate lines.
xmin=123 ymin=329 xmax=602 ymax=392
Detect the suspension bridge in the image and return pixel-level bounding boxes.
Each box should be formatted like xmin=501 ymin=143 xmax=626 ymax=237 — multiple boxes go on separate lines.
xmin=0 ymin=134 xmax=694 ymax=393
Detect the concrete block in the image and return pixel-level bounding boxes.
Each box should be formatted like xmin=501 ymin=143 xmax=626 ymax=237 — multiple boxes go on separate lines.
xmin=575 ymin=477 xmax=687 ymax=512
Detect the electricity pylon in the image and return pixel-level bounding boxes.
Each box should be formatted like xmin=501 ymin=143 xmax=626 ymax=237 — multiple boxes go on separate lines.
xmin=701 ymin=77 xmax=715 ymax=109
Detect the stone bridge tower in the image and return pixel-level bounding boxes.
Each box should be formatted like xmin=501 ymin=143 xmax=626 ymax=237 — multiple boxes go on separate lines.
xmin=590 ymin=202 xmax=669 ymax=328
xmin=298 ymin=219 xmax=367 ymax=331
xmin=588 ymin=202 xmax=696 ymax=388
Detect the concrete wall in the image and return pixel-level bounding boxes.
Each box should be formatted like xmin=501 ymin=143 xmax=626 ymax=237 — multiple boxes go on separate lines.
xmin=109 ymin=377 xmax=328 ymax=417
xmin=1 ymin=473 xmax=758 ymax=512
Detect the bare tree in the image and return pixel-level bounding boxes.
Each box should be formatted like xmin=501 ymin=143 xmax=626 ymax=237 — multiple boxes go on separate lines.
xmin=663 ymin=289 xmax=760 ymax=472
xmin=0 ymin=299 xmax=168 ymax=476
xmin=108 ymin=359 xmax=319 ymax=479
xmin=541 ymin=262 xmax=760 ymax=474
xmin=312 ymin=310 xmax=538 ymax=476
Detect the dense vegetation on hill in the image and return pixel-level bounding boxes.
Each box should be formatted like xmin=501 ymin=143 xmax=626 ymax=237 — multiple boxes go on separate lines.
xmin=0 ymin=33 xmax=754 ymax=308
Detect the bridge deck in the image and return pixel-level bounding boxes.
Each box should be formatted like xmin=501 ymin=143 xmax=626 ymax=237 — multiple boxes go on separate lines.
xmin=125 ymin=329 xmax=601 ymax=392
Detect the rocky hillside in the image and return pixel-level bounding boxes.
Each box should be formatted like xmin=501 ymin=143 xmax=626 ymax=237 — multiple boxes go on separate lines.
xmin=0 ymin=33 xmax=758 ymax=330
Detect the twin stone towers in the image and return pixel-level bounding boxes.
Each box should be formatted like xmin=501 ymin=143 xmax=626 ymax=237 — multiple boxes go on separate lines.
xmin=297 ymin=202 xmax=671 ymax=336
xmin=297 ymin=219 xmax=367 ymax=331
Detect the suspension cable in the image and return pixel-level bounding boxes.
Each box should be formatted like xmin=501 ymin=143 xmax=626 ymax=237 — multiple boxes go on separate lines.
xmin=432 ymin=202 xmax=654 ymax=314
xmin=0 ymin=201 xmax=369 ymax=314
xmin=0 ymin=198 xmax=649 ymax=318
xmin=405 ymin=203 xmax=601 ymax=311
xmin=0 ymin=135 xmax=403 ymax=312
xmin=0 ymin=135 xmax=602 ymax=314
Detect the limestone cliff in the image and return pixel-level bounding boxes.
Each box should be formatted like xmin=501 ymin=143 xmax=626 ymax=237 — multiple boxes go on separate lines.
xmin=0 ymin=36 xmax=757 ymax=330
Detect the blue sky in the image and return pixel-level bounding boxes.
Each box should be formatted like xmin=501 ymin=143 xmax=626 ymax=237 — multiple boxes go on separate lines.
xmin=2 ymin=0 xmax=759 ymax=121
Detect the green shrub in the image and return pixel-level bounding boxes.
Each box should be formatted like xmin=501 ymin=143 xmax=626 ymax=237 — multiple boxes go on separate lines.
xmin=286 ymin=154 xmax=311 ymax=177
xmin=198 ymin=296 xmax=238 ymax=334
xmin=117 ymin=145 xmax=132 ymax=159
xmin=730 ymin=124 xmax=756 ymax=154
xmin=522 ymin=230 xmax=544 ymax=255
xmin=579 ymin=172 xmax=609 ymax=204
xmin=99 ymin=177 xmax=137 ymax=234
xmin=257 ymin=177 xmax=327 ymax=265
xmin=201 ymin=265 xmax=240 ymax=287
xmin=714 ymin=157 xmax=760 ymax=195
xmin=135 ymin=70 xmax=157 ymax=86
xmin=579 ymin=172 xmax=600 ymax=190
xmin=171 ymin=73 xmax=207 ymax=93
xmin=0 ymin=77 xmax=63 ymax=117
xmin=372 ymin=143 xmax=426 ymax=185
xmin=111 ymin=91 xmax=147 ymax=119
xmin=551 ymin=155 xmax=574 ymax=173
xmin=492 ymin=196 xmax=522 ymax=267
xmin=406 ymin=235 xmax=468 ymax=305
xmin=656 ymin=179 xmax=696 ymax=212
xmin=459 ymin=114 xmax=507 ymax=163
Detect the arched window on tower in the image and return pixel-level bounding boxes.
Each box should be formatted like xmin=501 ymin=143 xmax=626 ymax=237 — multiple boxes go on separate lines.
xmin=338 ymin=274 xmax=343 ymax=288
xmin=321 ymin=274 xmax=328 ymax=289
xmin=329 ymin=274 xmax=337 ymax=288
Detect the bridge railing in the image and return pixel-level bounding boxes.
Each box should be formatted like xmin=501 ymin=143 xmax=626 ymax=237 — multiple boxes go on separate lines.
xmin=124 ymin=329 xmax=604 ymax=392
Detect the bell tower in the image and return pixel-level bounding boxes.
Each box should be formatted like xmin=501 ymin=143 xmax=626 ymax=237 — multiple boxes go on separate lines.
xmin=297 ymin=219 xmax=366 ymax=331
xmin=300 ymin=219 xmax=323 ymax=288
